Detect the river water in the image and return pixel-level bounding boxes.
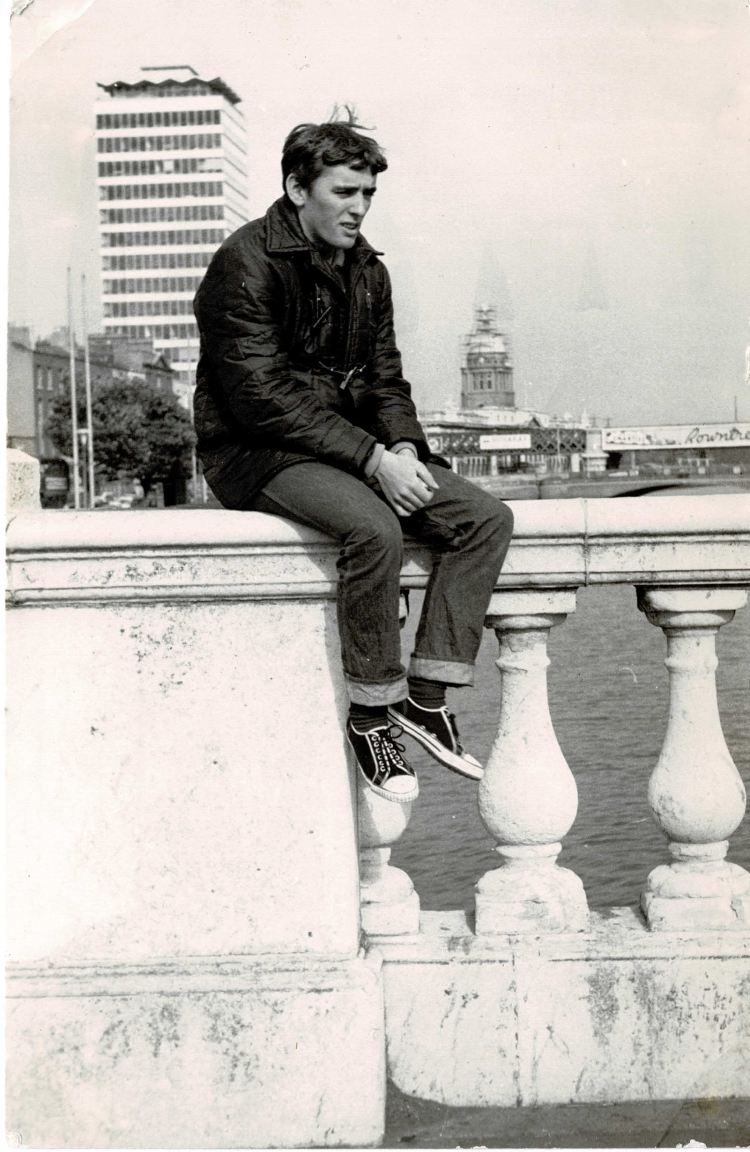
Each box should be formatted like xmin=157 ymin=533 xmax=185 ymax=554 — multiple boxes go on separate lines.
xmin=391 ymin=582 xmax=750 ymax=912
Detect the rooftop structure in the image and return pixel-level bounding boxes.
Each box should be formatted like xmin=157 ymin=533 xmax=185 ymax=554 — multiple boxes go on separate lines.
xmin=95 ymin=66 xmax=248 ymax=408
xmin=97 ymin=64 xmax=242 ymax=107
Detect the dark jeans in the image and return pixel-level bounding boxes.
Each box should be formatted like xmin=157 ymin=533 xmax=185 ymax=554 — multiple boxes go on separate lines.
xmin=249 ymin=462 xmax=513 ymax=706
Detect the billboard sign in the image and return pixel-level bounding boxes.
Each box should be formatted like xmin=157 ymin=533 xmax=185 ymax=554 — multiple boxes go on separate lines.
xmin=601 ymin=424 xmax=750 ymax=451
xmin=479 ymin=433 xmax=532 ymax=451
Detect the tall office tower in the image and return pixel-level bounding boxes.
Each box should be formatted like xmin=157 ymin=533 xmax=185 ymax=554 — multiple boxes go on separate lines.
xmin=95 ymin=66 xmax=248 ymax=407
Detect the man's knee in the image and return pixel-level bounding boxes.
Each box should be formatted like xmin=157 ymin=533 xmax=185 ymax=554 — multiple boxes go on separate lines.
xmin=469 ymin=489 xmax=513 ymax=533
xmin=347 ymin=505 xmax=404 ymax=567
xmin=490 ymin=499 xmax=514 ymax=539
xmin=475 ymin=497 xmax=514 ymax=556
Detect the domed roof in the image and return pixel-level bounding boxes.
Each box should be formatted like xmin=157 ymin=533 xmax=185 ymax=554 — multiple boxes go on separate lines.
xmin=468 ymin=333 xmax=507 ymax=354
xmin=465 ymin=305 xmax=508 ymax=355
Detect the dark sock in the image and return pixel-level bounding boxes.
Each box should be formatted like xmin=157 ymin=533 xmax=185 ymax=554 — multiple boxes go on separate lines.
xmin=349 ymin=703 xmax=388 ymax=731
xmin=408 ymin=677 xmax=447 ymax=709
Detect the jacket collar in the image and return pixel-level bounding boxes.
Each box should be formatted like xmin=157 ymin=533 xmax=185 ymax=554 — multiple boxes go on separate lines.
xmin=264 ymin=196 xmax=382 ymax=262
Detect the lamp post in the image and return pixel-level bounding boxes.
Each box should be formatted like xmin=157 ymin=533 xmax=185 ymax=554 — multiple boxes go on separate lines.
xmin=81 ymin=275 xmax=96 ymax=509
xmin=66 ymin=267 xmax=81 ymax=510
xmin=190 ymin=391 xmax=198 ymax=498
xmin=77 ymin=428 xmax=89 ymax=506
xmin=187 ymin=330 xmax=205 ymax=502
xmin=185 ymin=333 xmax=197 ymax=500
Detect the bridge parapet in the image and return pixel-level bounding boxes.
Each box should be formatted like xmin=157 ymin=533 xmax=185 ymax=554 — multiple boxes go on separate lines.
xmin=6 ymin=491 xmax=750 ymax=1143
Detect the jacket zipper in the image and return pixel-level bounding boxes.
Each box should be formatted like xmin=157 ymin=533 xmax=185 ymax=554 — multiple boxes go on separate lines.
xmin=311 ymin=249 xmax=370 ymax=374
xmin=344 ymin=258 xmax=371 ymax=373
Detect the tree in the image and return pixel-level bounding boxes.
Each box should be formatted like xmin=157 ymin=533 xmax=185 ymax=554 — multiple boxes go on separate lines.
xmin=46 ymin=378 xmax=196 ymax=495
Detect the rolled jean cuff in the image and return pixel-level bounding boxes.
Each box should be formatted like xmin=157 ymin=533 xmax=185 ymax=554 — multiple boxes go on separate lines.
xmin=408 ymin=657 xmax=475 ymax=686
xmin=347 ymin=675 xmax=409 ymax=706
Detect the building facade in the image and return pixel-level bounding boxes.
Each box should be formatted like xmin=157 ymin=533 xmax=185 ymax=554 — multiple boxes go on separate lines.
xmin=7 ymin=326 xmax=36 ymax=457
xmin=6 ymin=325 xmax=175 ymax=461
xmin=460 ymin=305 xmax=515 ymax=409
xmin=95 ymin=65 xmax=248 ymax=408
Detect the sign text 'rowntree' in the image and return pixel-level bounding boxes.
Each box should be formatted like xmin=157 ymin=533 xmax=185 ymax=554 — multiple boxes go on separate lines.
xmin=602 ymin=424 xmax=750 ymax=451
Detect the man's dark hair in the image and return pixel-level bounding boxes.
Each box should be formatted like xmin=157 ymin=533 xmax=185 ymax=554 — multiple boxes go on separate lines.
xmin=281 ymin=106 xmax=388 ymax=192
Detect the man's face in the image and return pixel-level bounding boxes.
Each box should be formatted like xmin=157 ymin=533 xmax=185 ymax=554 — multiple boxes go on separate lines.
xmin=289 ymin=164 xmax=377 ymax=250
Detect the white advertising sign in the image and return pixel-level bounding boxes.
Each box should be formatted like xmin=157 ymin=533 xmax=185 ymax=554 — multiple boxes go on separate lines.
xmin=479 ymin=434 xmax=532 ymax=451
xmin=602 ymin=424 xmax=750 ymax=451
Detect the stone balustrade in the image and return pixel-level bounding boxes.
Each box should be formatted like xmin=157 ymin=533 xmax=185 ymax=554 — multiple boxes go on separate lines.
xmin=6 ymin=466 xmax=750 ymax=1145
xmin=365 ymin=494 xmax=750 ymax=939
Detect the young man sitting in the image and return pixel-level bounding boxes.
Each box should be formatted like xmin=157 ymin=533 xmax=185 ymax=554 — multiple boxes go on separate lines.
xmin=193 ymin=113 xmax=513 ymax=803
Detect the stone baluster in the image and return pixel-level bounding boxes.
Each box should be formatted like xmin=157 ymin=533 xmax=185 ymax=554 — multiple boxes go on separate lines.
xmin=475 ymin=590 xmax=589 ymax=934
xmin=355 ymin=588 xmax=420 ymax=936
xmin=358 ymin=783 xmax=420 ymax=935
xmin=638 ymin=587 xmax=750 ymax=931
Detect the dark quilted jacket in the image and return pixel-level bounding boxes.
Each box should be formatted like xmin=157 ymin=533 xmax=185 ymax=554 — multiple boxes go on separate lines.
xmin=192 ymin=196 xmax=430 ymax=508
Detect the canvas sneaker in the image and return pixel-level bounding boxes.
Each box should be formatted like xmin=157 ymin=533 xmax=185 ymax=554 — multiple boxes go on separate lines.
xmin=388 ymin=698 xmax=483 ymax=780
xmin=346 ymin=720 xmax=419 ymax=804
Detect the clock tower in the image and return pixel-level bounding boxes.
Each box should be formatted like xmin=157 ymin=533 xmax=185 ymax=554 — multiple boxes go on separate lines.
xmin=460 ymin=305 xmax=515 ymax=410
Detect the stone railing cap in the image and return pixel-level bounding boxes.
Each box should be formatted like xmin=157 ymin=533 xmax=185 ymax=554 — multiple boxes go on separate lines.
xmin=583 ymin=493 xmax=750 ymax=536
xmin=7 ymin=502 xmax=588 ymax=552
xmin=5 ymin=509 xmax=329 ymax=551
xmin=6 ymin=494 xmax=748 ymax=553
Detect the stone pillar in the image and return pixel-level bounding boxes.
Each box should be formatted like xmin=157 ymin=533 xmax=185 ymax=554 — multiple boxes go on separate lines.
xmin=475 ymin=590 xmax=589 ymax=934
xmin=6 ymin=511 xmax=385 ymax=1148
xmin=357 ymin=588 xmax=420 ymax=936
xmin=639 ymin=587 xmax=750 ymax=931
xmin=358 ymin=783 xmax=420 ymax=936
xmin=6 ymin=448 xmax=41 ymax=512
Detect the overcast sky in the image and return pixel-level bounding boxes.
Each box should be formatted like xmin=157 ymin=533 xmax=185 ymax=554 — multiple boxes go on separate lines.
xmin=9 ymin=0 xmax=750 ymax=424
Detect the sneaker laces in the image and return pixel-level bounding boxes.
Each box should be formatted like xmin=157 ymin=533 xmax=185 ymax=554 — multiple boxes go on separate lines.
xmin=443 ymin=708 xmax=465 ymax=755
xmin=369 ymin=724 xmax=411 ymax=776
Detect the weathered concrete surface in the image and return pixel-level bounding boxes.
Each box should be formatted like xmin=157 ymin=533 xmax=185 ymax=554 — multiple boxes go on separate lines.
xmin=6 ymin=447 xmax=40 ymax=511
xmin=372 ymin=908 xmax=750 ymax=1108
xmin=582 ymin=494 xmax=750 ymax=586
xmin=8 ymin=494 xmax=748 ymax=606
xmin=7 ymin=953 xmax=385 ymax=1149
xmin=6 ymin=595 xmax=359 ymax=963
xmin=6 ymin=498 xmax=749 ymax=1146
xmin=6 ymin=510 xmax=379 ymax=1147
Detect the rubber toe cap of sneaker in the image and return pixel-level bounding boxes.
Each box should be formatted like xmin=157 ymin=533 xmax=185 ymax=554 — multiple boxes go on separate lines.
xmin=461 ymin=751 xmax=483 ymax=770
xmin=383 ymin=776 xmax=419 ymax=798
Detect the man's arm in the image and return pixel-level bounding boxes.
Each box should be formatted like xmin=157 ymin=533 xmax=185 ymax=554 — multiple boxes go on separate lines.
xmin=195 ymin=241 xmax=379 ymax=476
xmin=362 ymin=265 xmax=430 ymax=458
